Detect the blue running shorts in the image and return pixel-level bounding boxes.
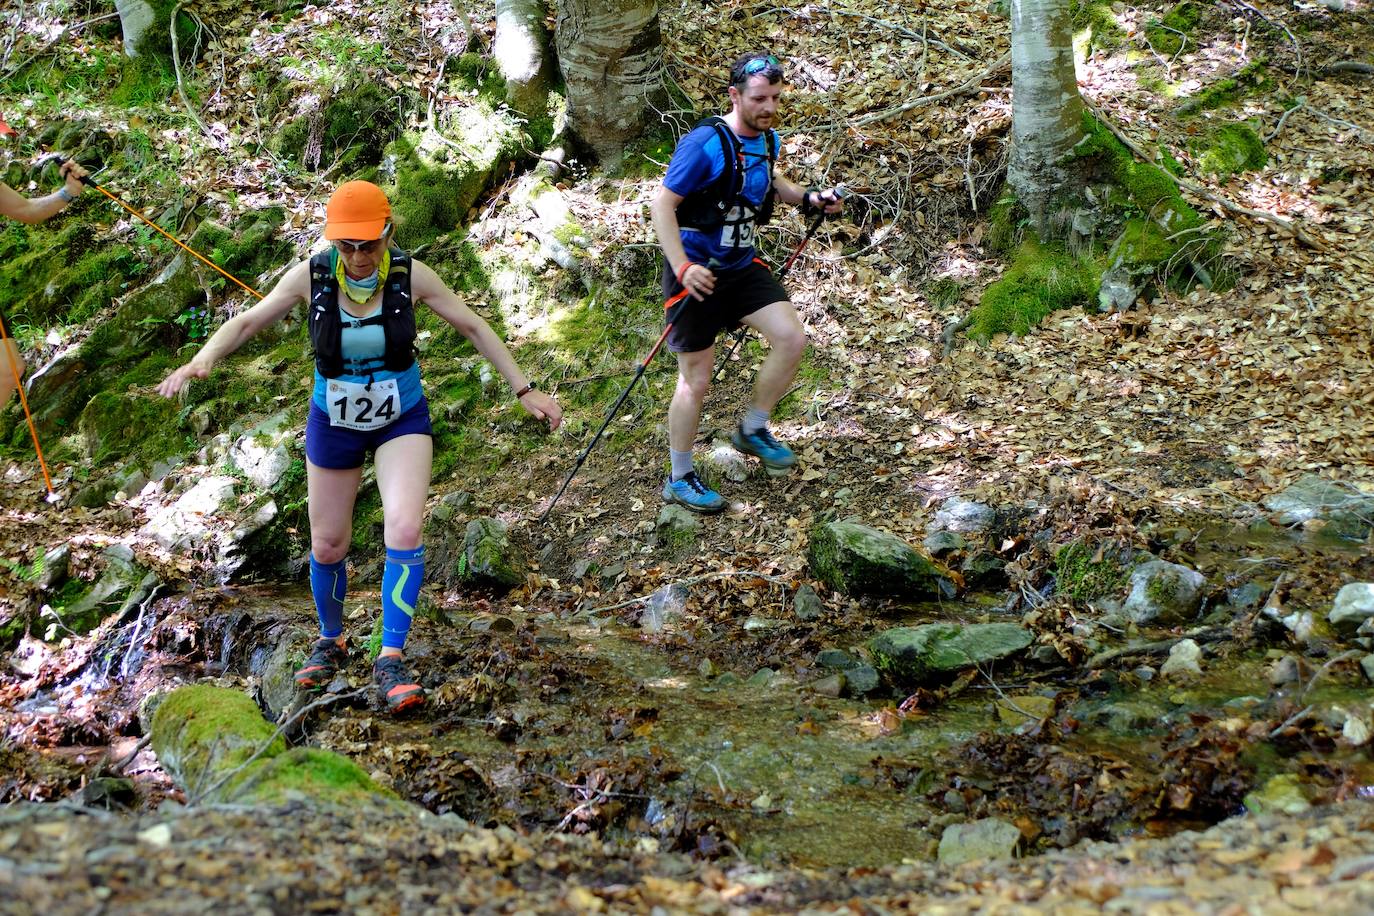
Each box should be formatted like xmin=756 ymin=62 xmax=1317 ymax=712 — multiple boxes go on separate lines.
xmin=305 ymin=396 xmax=433 ymax=470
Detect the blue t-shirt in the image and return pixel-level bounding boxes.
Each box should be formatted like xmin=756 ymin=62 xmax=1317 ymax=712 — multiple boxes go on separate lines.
xmin=310 ymin=300 xmax=423 ymax=412
xmin=663 ymin=124 xmax=773 ymax=272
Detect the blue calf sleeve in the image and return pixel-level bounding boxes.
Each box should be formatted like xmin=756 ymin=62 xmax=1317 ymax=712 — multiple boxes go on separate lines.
xmin=381 ymin=545 xmax=425 ymax=650
xmin=309 ymin=555 xmax=347 ymax=639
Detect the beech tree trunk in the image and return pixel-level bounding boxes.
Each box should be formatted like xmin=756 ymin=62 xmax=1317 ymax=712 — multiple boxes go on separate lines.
xmin=115 ymin=0 xmax=173 ymax=60
xmin=1007 ymin=0 xmax=1086 ymax=236
xmin=495 ymin=0 xmax=556 ymax=118
xmin=554 ymin=0 xmax=665 ymax=166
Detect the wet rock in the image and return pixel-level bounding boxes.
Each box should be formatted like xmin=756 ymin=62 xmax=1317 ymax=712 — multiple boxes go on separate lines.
xmin=59 ymin=545 xmax=157 ymax=635
xmin=1092 ymin=698 xmax=1169 ymax=734
xmin=140 ymin=475 xmax=237 ymax=552
xmin=995 ymin=694 xmax=1055 ymax=726
xmin=1361 ymin=655 xmax=1374 ymax=683
xmin=81 ymin=777 xmax=136 ymax=811
xmin=1160 ymin=639 xmax=1204 ymax=678
xmin=1330 ymin=583 xmax=1374 ymax=636
xmin=703 ymin=440 xmax=750 ymax=483
xmin=35 ymin=545 xmax=70 ymax=592
xmin=258 ymin=630 xmax=314 ymax=722
xmin=1097 ymin=264 xmax=1143 ymax=312
xmin=743 ymin=616 xmax=785 ymax=632
xmin=1227 ymin=581 xmax=1266 ymax=610
xmin=868 ymin=623 xmax=1032 ymax=685
xmin=641 ymin=583 xmax=688 ymax=633
xmin=1122 ymin=560 xmax=1207 ymax=626
xmin=1133 ymin=665 xmax=1157 ymax=682
xmin=1267 ymin=655 xmax=1307 ymax=686
xmin=697 ymin=658 xmax=718 ymax=678
xmin=746 ymin=668 xmax=776 ymax=687
xmin=655 ymin=505 xmax=700 ymax=542
xmin=1244 ymin=774 xmax=1311 ymax=816
xmin=792 ymin=584 xmax=825 ymax=621
xmin=812 ymin=673 xmax=845 ymax=698
xmin=462 ymin=517 xmax=527 ymax=591
xmin=230 ymin=411 xmax=294 ymax=489
xmin=845 ymin=664 xmax=881 ymax=696
xmin=961 ymin=552 xmax=1007 ymax=588
xmin=468 ymin=615 xmax=516 ymax=633
xmin=937 ymin=817 xmax=1020 ymax=866
xmin=1263 ymin=475 xmax=1374 ymax=539
xmin=931 ymin=497 xmax=996 ymax=535
xmin=816 ymin=648 xmax=858 ymax=670
xmin=809 ymin=520 xmax=951 ymax=599
xmin=923 ymin=530 xmax=967 ymax=557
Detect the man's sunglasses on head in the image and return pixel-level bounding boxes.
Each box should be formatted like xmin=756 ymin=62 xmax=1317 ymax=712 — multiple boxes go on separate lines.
xmin=733 ymin=54 xmax=782 ymax=85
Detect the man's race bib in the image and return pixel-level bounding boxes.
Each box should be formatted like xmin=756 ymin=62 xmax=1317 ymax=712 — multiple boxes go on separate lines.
xmin=326 ymin=378 xmax=400 ymax=431
xmin=718 ymin=204 xmax=756 ymax=249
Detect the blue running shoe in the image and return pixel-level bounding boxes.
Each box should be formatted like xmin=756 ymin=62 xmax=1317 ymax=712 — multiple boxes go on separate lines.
xmin=731 ymin=424 xmax=796 ymax=470
xmin=662 ymin=470 xmax=726 ymax=514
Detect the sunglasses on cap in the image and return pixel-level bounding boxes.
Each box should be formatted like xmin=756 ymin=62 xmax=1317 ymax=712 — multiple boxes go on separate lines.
xmin=334 ymin=223 xmax=392 ymax=254
xmin=731 ymin=55 xmax=782 ymax=86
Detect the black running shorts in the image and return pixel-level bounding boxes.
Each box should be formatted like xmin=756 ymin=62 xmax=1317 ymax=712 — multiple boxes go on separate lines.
xmin=661 ymin=258 xmax=789 ymax=353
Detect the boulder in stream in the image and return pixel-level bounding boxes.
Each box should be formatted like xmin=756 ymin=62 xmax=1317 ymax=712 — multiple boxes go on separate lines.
xmin=868 ymin=623 xmax=1032 ymax=685
xmin=460 ymin=517 xmax=527 ymax=591
xmin=1121 ymin=560 xmax=1207 ymax=626
xmin=808 ymin=520 xmax=951 ymax=599
xmin=937 ymin=817 xmax=1021 ymax=866
xmin=1329 ymin=583 xmax=1374 ymax=637
xmin=1263 ymin=475 xmax=1374 ymax=540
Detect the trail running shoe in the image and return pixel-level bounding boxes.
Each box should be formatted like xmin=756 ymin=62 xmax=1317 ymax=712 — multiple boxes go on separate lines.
xmin=294 ymin=638 xmax=348 ymax=690
xmin=661 ymin=470 xmax=726 ymax=514
xmin=373 ymin=655 xmax=426 ymax=713
xmin=731 ymin=424 xmax=796 ymax=470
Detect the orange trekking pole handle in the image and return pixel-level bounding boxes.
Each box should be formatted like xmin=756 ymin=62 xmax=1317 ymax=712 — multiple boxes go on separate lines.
xmin=0 ymin=313 xmax=54 ymax=496
xmin=77 ymin=174 xmax=265 ymax=300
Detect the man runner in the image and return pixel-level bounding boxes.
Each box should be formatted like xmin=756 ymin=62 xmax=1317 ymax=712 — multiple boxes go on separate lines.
xmin=650 ymin=52 xmax=843 ymax=513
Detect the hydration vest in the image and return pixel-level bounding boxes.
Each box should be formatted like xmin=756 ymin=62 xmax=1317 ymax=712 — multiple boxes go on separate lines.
xmin=307 ymin=248 xmax=417 ymax=379
xmin=675 ymin=116 xmax=778 ymax=233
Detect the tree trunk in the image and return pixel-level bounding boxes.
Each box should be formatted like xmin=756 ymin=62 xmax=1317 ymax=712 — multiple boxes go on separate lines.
xmin=496 ymin=0 xmax=556 ymax=119
xmin=1007 ymin=0 xmax=1086 ymax=236
xmin=554 ymin=0 xmax=665 ymax=166
xmin=115 ymin=0 xmax=172 ymax=59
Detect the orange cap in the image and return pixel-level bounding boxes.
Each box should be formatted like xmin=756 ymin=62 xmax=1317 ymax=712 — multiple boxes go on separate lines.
xmin=324 ymin=180 xmax=391 ymax=240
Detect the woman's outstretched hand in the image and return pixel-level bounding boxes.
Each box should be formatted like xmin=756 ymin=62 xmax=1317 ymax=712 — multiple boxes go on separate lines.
xmin=157 ymin=360 xmax=210 ymax=397
xmin=519 ymin=390 xmax=563 ymax=430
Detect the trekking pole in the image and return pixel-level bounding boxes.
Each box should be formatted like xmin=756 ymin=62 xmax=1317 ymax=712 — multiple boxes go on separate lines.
xmin=0 ymin=313 xmax=55 ymax=497
xmin=539 ymin=292 xmax=696 ymax=523
xmin=711 ymin=186 xmax=845 ymax=383
xmin=74 ymin=171 xmax=265 ymax=300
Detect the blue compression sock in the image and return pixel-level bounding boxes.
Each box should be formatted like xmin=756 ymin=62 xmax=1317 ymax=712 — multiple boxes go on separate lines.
xmin=380 ymin=545 xmax=425 ymax=650
xmin=309 ymin=555 xmax=347 ymax=639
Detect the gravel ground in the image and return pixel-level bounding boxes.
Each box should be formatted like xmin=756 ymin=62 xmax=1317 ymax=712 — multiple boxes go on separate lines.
xmin=2 ymin=798 xmax=1373 ymax=914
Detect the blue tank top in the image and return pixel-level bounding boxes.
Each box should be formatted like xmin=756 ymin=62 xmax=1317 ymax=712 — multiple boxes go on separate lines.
xmin=311 ymin=301 xmax=423 ymax=411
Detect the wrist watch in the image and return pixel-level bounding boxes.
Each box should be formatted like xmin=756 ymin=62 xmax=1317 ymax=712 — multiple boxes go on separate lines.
xmin=57 ymin=187 xmax=76 ymax=203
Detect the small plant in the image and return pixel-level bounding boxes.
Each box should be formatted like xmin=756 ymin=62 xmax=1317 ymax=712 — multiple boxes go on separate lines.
xmin=365 ymin=616 xmax=383 ymax=662
xmin=175 ymin=304 xmax=211 ymax=339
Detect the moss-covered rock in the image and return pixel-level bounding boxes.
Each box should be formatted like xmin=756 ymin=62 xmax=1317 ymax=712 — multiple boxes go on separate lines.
xmin=150 ymin=684 xmax=405 ymax=807
xmin=1176 ymin=61 xmax=1270 ymax=116
xmin=868 ymin=623 xmax=1033 ymax=685
xmin=1122 ymin=559 xmax=1206 ymax=626
xmin=808 ymin=520 xmax=951 ymax=599
xmin=56 ymin=544 xmax=155 ymax=636
xmin=968 ymin=237 xmax=1098 ymax=341
xmin=461 ymin=517 xmax=527 ymax=591
xmin=274 ymin=81 xmax=404 ymax=172
xmin=1053 ymin=540 xmax=1130 ymax=604
xmin=381 ymin=107 xmax=524 ymax=250
xmin=1193 ymin=123 xmax=1267 ymax=178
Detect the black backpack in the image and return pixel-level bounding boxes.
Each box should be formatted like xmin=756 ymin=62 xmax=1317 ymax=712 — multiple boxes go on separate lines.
xmin=675 ymin=116 xmax=778 ymax=232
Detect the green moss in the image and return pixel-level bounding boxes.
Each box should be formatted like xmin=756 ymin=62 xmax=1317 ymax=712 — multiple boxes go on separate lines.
xmin=1176 ymin=61 xmax=1270 ymax=116
xmin=968 ymin=238 xmax=1098 ymax=342
xmin=1112 ymin=218 xmax=1176 ymax=267
xmin=1054 ymin=541 xmax=1128 ymax=603
xmin=273 ymin=81 xmax=404 ymax=171
xmin=150 ymin=685 xmax=285 ymax=795
xmin=449 ymin=52 xmax=508 ymax=107
xmin=1146 ymin=2 xmax=1203 ymax=56
xmin=246 ymin=746 xmax=395 ymax=804
xmin=1072 ymin=0 xmax=1127 ymax=55
xmin=1193 ymin=123 xmax=1267 ymax=178
xmin=927 ymin=278 xmax=965 ymax=311
xmin=1147 ymin=573 xmax=1181 ymax=604
xmin=78 ymin=390 xmax=187 ymax=465
xmin=985 ymin=191 xmax=1026 ymax=254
